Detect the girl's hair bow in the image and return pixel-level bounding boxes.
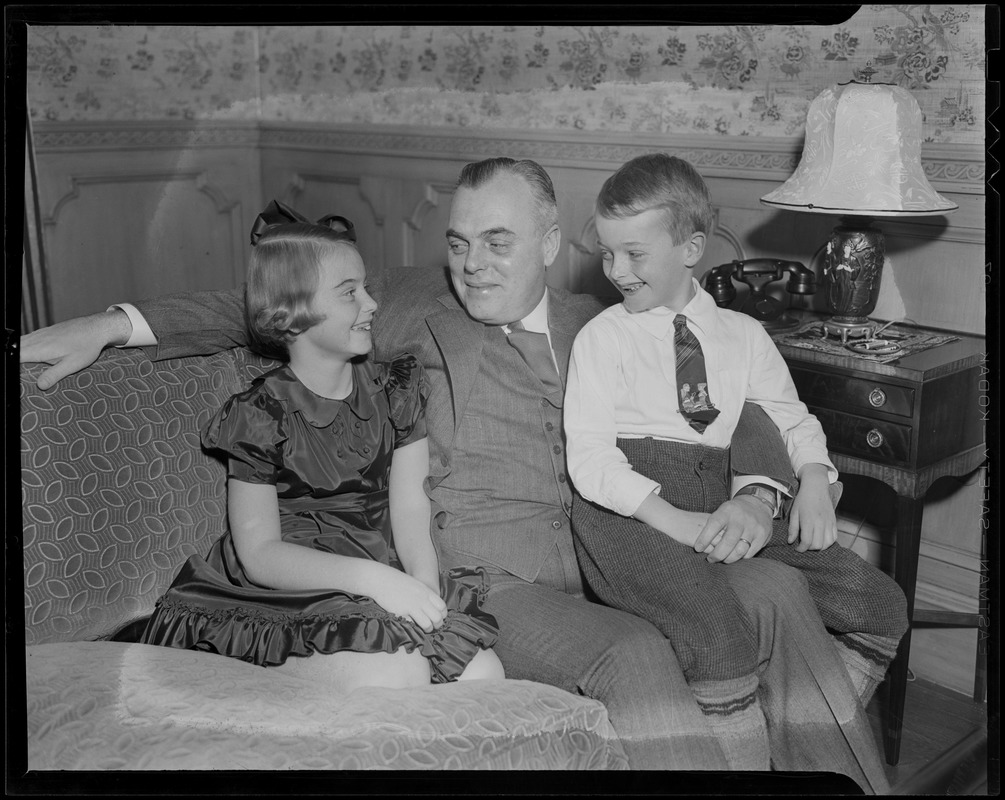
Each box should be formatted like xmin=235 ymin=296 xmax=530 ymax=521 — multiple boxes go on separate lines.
xmin=249 ymin=199 xmax=356 ymax=245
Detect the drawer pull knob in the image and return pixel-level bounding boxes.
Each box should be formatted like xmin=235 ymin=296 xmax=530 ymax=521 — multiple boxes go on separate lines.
xmin=866 ymin=429 xmax=885 ymax=449
xmin=868 ymin=388 xmax=887 ymax=408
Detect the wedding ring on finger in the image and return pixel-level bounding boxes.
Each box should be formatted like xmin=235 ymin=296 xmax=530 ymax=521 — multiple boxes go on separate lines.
xmin=738 ymin=537 xmax=752 ymax=549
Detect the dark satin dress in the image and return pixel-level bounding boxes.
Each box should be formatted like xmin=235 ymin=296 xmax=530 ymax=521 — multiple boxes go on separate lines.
xmin=140 ymin=354 xmax=499 ymax=683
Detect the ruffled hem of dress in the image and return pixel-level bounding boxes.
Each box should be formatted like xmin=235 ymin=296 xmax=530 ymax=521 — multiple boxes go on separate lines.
xmin=141 ymin=568 xmax=499 ymax=684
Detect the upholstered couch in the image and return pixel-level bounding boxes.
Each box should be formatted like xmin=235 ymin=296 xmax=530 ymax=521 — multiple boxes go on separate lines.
xmin=21 ymin=346 xmax=629 ymax=771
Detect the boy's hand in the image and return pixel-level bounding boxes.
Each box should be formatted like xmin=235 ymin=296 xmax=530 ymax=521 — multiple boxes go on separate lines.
xmin=789 ymin=466 xmax=838 ymax=552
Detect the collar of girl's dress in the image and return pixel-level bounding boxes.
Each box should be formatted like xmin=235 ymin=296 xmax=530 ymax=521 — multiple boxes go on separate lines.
xmin=268 ymin=361 xmax=382 ymax=427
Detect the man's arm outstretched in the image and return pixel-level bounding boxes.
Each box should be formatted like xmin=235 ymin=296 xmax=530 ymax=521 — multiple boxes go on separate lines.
xmin=20 ymin=285 xmax=246 ymax=389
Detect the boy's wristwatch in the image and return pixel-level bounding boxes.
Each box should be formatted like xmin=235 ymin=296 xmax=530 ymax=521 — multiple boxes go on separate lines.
xmin=734 ymin=483 xmax=778 ymax=516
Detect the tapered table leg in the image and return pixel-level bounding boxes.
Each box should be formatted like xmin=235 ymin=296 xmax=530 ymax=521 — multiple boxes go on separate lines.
xmin=884 ymin=494 xmax=925 ymax=765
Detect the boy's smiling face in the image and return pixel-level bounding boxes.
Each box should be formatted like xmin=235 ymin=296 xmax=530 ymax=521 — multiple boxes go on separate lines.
xmin=595 ymin=208 xmax=705 ymax=313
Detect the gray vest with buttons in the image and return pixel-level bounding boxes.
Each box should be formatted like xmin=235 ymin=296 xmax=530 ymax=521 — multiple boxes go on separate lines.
xmin=431 ymin=325 xmax=572 ymax=582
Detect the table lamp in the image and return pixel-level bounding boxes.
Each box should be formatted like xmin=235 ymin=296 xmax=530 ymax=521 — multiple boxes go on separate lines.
xmin=760 ymin=78 xmax=957 ymax=342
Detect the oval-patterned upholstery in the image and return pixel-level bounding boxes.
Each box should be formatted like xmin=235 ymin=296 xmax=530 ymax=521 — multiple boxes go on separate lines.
xmin=22 ymin=347 xmax=280 ymax=645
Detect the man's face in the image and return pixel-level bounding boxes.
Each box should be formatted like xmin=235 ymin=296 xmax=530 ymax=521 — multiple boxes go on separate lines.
xmin=445 ymin=173 xmax=559 ymax=326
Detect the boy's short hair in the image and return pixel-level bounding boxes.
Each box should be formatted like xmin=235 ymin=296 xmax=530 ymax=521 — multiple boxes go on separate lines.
xmin=596 ymin=153 xmax=714 ymax=245
xmin=457 ymin=157 xmax=559 ymax=232
xmin=245 ymin=223 xmax=358 ymax=357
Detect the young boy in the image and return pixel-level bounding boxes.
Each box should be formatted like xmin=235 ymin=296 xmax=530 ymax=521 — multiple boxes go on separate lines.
xmin=564 ymin=153 xmax=907 ymax=770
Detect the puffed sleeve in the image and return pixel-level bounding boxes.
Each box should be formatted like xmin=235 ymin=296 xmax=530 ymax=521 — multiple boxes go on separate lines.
xmin=201 ymin=386 xmax=288 ymax=484
xmin=382 ymin=353 xmax=429 ymax=449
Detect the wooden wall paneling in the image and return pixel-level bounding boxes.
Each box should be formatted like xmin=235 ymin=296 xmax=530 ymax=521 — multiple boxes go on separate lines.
xmin=260 ymin=146 xmax=461 ymax=274
xmin=552 ymin=171 xmax=609 ymax=298
xmin=398 ymin=177 xmax=457 ymax=270
xmin=32 ymin=123 xmax=261 ymax=322
xmin=563 ymin=208 xmax=605 ymax=299
xmin=40 ymin=169 xmax=247 ymax=322
xmin=278 ymin=170 xmax=390 ymax=279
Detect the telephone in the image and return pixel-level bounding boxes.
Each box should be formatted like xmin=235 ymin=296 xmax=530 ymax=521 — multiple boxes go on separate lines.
xmin=700 ymin=258 xmax=817 ymax=330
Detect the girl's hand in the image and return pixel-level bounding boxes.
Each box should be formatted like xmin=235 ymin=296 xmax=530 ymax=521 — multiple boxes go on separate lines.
xmin=370 ymin=570 xmax=448 ymax=633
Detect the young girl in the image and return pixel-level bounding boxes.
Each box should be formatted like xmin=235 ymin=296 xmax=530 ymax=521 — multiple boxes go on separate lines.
xmin=141 ymin=203 xmax=504 ymax=690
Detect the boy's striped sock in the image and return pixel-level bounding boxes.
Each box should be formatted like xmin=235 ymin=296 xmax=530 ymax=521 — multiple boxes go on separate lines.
xmin=832 ymin=631 xmax=901 ymax=706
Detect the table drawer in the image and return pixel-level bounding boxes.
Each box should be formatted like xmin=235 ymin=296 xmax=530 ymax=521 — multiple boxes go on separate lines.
xmin=790 ymin=368 xmax=915 ymax=418
xmin=809 ymin=406 xmax=913 ymax=466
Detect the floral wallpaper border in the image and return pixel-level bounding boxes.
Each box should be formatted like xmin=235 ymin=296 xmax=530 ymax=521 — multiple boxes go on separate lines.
xmin=26 ymin=6 xmax=986 ymax=145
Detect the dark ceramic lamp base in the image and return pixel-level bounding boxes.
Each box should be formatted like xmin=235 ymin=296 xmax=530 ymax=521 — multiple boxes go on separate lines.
xmin=821 ymin=220 xmax=886 ymax=342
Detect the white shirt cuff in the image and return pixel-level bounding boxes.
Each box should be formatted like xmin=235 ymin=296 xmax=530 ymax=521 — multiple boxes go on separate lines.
xmin=792 ymin=453 xmax=840 ymax=485
xmin=110 ymin=303 xmax=157 ymax=348
xmin=618 ymin=477 xmax=662 ymax=518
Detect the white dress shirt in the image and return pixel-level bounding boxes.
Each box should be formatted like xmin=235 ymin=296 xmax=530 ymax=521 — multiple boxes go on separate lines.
xmin=501 ymin=289 xmax=560 ymax=374
xmin=564 ymin=279 xmax=837 ymax=518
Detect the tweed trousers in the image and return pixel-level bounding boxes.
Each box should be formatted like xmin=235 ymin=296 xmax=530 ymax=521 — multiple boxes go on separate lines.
xmin=571 ymin=437 xmax=907 ymax=683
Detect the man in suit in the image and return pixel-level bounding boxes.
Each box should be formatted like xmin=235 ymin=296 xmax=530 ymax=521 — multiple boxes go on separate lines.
xmin=20 ymin=158 xmax=889 ymax=788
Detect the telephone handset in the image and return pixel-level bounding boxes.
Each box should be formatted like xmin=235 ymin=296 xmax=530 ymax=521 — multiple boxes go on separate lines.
xmin=700 ymin=258 xmax=816 ymax=329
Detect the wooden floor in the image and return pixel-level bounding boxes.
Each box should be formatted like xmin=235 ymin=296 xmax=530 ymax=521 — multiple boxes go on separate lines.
xmin=867 ymin=675 xmax=991 ymax=794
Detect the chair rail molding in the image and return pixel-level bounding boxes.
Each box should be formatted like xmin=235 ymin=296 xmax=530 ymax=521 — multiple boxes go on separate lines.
xmin=31 ymin=120 xmax=261 ymax=152
xmin=32 ymin=120 xmax=985 ymax=196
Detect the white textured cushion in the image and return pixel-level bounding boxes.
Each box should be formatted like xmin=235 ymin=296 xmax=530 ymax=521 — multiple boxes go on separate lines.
xmin=26 ymin=642 xmax=628 ymax=770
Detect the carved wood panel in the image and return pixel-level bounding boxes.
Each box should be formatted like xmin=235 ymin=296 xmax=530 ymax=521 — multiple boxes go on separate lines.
xmin=40 ymin=172 xmax=246 ymax=322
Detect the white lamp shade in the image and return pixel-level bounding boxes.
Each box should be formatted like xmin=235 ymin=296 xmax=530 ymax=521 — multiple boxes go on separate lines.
xmin=760 ymin=82 xmax=957 ymax=217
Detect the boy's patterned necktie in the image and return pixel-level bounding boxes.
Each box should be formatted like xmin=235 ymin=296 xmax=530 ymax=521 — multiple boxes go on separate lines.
xmin=674 ymin=314 xmax=719 ymax=433
xmin=507 ymin=321 xmax=562 ymax=393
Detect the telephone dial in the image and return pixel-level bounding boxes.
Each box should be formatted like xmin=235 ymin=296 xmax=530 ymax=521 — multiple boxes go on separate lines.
xmin=700 ymin=258 xmax=817 ymax=331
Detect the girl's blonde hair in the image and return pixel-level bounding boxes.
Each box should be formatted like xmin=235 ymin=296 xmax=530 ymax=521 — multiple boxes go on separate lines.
xmin=245 ymin=223 xmax=359 ymax=358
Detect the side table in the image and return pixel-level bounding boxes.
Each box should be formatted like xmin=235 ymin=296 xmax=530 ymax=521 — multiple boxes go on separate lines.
xmin=774 ymin=314 xmax=987 ymax=766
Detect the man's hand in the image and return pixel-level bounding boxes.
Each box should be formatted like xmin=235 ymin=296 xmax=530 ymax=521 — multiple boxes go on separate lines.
xmin=19 ymin=309 xmax=133 ymax=390
xmin=694 ymin=495 xmax=773 ymax=564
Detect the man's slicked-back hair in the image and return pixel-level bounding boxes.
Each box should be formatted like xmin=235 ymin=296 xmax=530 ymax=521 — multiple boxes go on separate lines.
xmin=245 ymin=223 xmax=358 ymax=358
xmin=595 ymin=153 xmax=714 ymax=246
xmin=456 ymin=157 xmax=559 ymax=231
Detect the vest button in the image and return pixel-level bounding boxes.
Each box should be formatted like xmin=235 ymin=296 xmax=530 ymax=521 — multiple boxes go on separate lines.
xmin=552 ymin=445 xmax=561 ymax=455
xmin=541 ymin=399 xmax=549 ymax=407
xmin=545 ymin=422 xmax=554 ymax=431
xmin=558 ymin=473 xmax=567 ymax=483
xmin=552 ymin=520 xmax=562 ymax=530
xmin=440 ymin=455 xmax=449 ymax=467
